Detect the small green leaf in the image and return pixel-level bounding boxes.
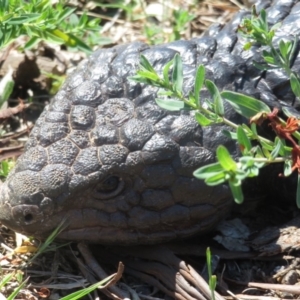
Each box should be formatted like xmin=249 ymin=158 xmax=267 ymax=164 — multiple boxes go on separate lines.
xmin=163 ymin=59 xmax=174 ymax=86
xmin=279 ymin=39 xmax=289 ymax=59
xmin=270 ymin=137 xmax=283 ymax=159
xmin=222 ymin=130 xmax=237 ymax=140
xmin=193 ymin=162 xmax=224 ymax=179
xmin=250 ymin=122 xmax=258 ymax=137
xmin=155 ymin=98 xmax=185 ymax=111
xmin=129 ymin=75 xmax=152 ymax=85
xmin=205 ymin=171 xmax=227 ymax=186
xmin=195 ymin=111 xmax=213 ymax=126
xmin=172 ymin=54 xmax=183 ymax=92
xmin=57 ymin=7 xmax=77 ymax=24
xmin=24 ymin=36 xmax=41 ymax=50
xmin=288 ymin=36 xmax=298 ymax=62
xmin=290 ymin=73 xmax=300 ymax=98
xmin=254 ymin=145 xmax=265 ymax=159
xmin=237 ymin=126 xmax=252 ymax=153
xmin=140 ymin=55 xmax=156 ymax=73
xmin=8 ymin=13 xmax=40 ymax=25
xmin=262 ymin=51 xmax=276 ymax=65
xmin=206 ymin=79 xmax=224 ymax=116
xmin=229 ymin=180 xmax=244 ymax=204
xmin=221 ymin=91 xmax=271 ymax=118
xmin=282 ymin=106 xmax=298 ymax=118
xmin=270 ymin=22 xmax=282 ymax=32
xmin=252 ymin=61 xmax=269 ymax=71
xmin=216 ymin=145 xmax=237 ymax=171
xmin=284 ymin=160 xmax=292 ymax=177
xmin=135 ymin=70 xmax=160 ymax=82
xmin=194 ymin=65 xmax=205 ymax=105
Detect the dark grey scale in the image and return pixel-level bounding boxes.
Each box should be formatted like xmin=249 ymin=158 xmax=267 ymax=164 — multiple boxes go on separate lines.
xmin=0 ymin=0 xmax=299 ymax=245
xmin=100 ymin=75 xmax=124 ymax=99
xmin=48 ymin=90 xmax=71 ymax=113
xmin=157 ymin=40 xmax=197 ymax=65
xmin=70 ymin=105 xmax=95 ymax=130
xmin=15 ymin=146 xmax=47 ymax=172
xmin=140 ymin=165 xmax=176 ymax=188
xmin=90 ymin=123 xmax=119 ymax=146
xmin=63 ymin=71 xmax=86 ymax=92
xmin=119 ymin=118 xmax=155 ymax=151
xmin=125 ymin=151 xmax=145 ymax=175
xmin=160 ymin=205 xmax=191 ymax=226
xmin=154 ymin=114 xmax=202 ymax=146
xmin=47 ymin=138 xmax=79 ymax=166
xmin=192 ymin=37 xmax=217 ymax=64
xmin=266 ymin=0 xmax=295 ymax=26
xmin=72 ymin=147 xmax=101 ymax=175
xmin=69 ymin=174 xmax=91 ymax=193
xmin=8 ymin=170 xmax=42 ymax=203
xmin=68 ymin=130 xmax=91 ymax=149
xmin=128 ymin=206 xmax=161 ymax=229
xmin=110 ymin=211 xmax=129 ymax=229
xmin=98 ymin=144 xmax=129 ymax=166
xmin=142 ymin=47 xmax=178 ymax=72
xmin=37 ymin=122 xmax=70 ymax=147
xmin=202 ymin=123 xmax=239 ymax=158
xmin=171 ymin=176 xmax=222 ymax=205
xmin=141 ymin=133 xmax=179 ymax=164
xmin=39 ymin=164 xmax=72 ymax=199
xmin=87 ymin=47 xmax=116 ymax=81
xmin=97 ymin=98 xmax=134 ymax=126
xmin=45 ymin=111 xmax=68 ymax=123
xmin=82 ymin=209 xmax=111 ymax=228
xmin=277 ymin=1 xmax=300 ymax=36
xmin=140 ymin=190 xmax=175 ymax=211
xmin=124 ymin=78 xmax=142 ymax=99
xmin=111 ymin=41 xmax=150 ymax=78
xmin=71 ymin=81 xmax=102 ymax=107
xmin=172 ymin=146 xmax=214 ymax=177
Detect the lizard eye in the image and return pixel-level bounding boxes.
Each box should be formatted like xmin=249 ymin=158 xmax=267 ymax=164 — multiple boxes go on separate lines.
xmin=93 ymin=176 xmax=124 ymax=199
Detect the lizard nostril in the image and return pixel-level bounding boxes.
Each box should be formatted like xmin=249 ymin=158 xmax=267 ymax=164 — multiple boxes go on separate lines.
xmin=24 ymin=213 xmax=33 ymax=223
xmin=11 ymin=204 xmax=44 ymax=225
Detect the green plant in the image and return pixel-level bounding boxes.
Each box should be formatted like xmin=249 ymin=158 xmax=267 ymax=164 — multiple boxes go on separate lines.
xmin=0 ymin=0 xmax=105 ymax=53
xmin=238 ymin=6 xmax=300 ymax=99
xmin=0 ymin=273 xmax=28 ymax=300
xmin=144 ymin=8 xmax=195 ymax=44
xmin=0 ymin=160 xmax=15 ymax=178
xmin=206 ymin=248 xmax=217 ymax=300
xmin=171 ymin=9 xmax=195 ymax=41
xmin=59 ymin=274 xmax=117 ymax=300
xmin=131 ymin=7 xmax=300 ymax=206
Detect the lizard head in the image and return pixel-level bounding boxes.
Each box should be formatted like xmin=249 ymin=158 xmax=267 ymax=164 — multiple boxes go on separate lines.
xmin=0 ymin=45 xmax=232 ymax=245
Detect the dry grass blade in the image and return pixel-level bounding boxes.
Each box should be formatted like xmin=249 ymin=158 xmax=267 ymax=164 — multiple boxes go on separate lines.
xmin=247 ymin=282 xmax=300 ymax=295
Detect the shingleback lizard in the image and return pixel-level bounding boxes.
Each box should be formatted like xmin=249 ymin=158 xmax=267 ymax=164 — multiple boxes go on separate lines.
xmin=0 ymin=0 xmax=300 ymax=245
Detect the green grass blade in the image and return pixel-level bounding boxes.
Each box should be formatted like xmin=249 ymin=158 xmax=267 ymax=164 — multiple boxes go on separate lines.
xmin=60 ymin=274 xmax=115 ymax=300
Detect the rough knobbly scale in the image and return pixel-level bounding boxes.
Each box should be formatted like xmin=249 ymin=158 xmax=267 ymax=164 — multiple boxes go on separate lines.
xmin=0 ymin=0 xmax=300 ymax=245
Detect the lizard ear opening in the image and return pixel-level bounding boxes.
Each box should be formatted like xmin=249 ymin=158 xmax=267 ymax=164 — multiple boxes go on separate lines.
xmin=92 ymin=176 xmax=125 ymax=200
